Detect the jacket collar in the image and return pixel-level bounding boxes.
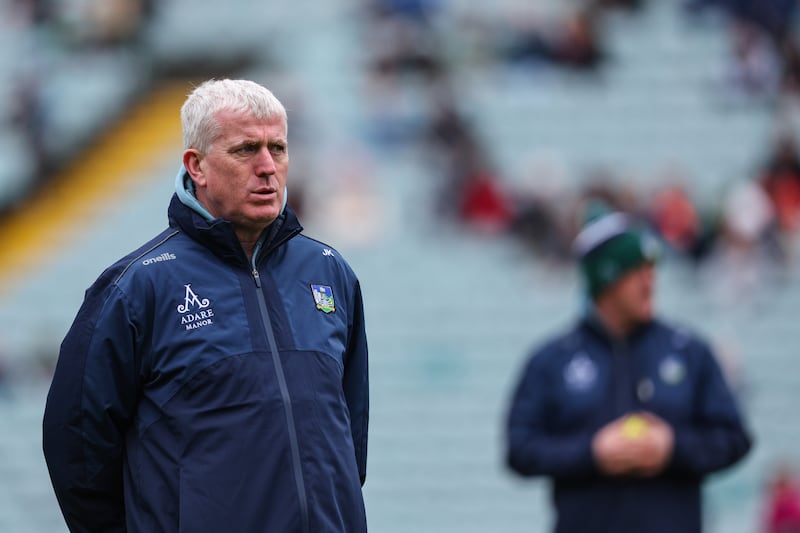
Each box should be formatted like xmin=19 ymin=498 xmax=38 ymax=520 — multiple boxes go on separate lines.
xmin=580 ymin=307 xmax=654 ymax=346
xmin=174 ymin=165 xmax=215 ymax=222
xmin=168 ymin=166 xmax=302 ymax=266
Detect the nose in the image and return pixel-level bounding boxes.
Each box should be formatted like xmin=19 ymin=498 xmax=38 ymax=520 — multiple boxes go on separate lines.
xmin=255 ymin=148 xmax=277 ymax=177
xmin=639 ymin=264 xmax=655 ymax=287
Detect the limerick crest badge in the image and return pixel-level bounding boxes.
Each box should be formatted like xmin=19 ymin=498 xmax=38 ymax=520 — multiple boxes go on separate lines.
xmin=310 ymin=284 xmax=335 ymax=313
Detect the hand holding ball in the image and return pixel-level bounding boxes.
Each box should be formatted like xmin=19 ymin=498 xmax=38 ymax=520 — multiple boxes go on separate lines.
xmin=621 ymin=414 xmax=649 ymax=439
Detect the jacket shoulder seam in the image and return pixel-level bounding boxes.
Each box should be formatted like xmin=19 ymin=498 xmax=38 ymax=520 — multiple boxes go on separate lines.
xmin=294 ymin=234 xmax=341 ymax=252
xmin=114 ymin=230 xmax=181 ymax=284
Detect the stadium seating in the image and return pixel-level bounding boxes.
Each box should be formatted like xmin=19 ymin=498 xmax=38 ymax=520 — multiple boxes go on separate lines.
xmin=0 ymin=1 xmax=798 ymax=532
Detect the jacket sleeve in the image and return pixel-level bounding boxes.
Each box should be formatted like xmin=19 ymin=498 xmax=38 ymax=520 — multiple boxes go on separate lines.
xmin=343 ymin=279 xmax=369 ymax=486
xmin=43 ymin=275 xmax=140 ymax=533
xmin=668 ymin=341 xmax=753 ymax=476
xmin=505 ymin=351 xmax=598 ymax=479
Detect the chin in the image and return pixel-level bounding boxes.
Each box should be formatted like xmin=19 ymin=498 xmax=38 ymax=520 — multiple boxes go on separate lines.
xmin=249 ymin=207 xmax=281 ymax=224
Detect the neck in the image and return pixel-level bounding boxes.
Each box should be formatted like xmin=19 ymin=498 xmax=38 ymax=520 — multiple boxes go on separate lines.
xmin=237 ymin=216 xmax=283 ymax=264
xmin=240 ymin=241 xmax=256 ymax=262
xmin=236 ymin=228 xmax=265 ymax=263
xmin=592 ymin=302 xmax=636 ymax=339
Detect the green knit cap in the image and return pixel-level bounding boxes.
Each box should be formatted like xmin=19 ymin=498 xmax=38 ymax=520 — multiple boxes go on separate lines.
xmin=573 ymin=204 xmax=661 ymax=298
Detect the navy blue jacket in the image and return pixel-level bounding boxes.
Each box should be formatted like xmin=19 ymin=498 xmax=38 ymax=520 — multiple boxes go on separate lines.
xmin=506 ymin=317 xmax=751 ymax=533
xmin=43 ymin=192 xmax=369 ymax=533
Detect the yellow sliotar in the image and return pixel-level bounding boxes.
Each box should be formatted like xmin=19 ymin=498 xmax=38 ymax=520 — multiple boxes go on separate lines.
xmin=622 ymin=414 xmax=648 ymax=439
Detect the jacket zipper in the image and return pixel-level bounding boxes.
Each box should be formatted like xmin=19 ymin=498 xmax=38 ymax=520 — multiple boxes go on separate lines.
xmin=252 ymin=268 xmax=310 ymax=533
xmin=612 ymin=338 xmax=631 ymax=416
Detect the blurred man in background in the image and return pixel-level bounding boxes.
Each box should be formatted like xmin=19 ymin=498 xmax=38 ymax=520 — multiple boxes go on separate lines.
xmin=505 ymin=205 xmax=752 ymax=533
xmin=43 ymin=79 xmax=369 ymax=533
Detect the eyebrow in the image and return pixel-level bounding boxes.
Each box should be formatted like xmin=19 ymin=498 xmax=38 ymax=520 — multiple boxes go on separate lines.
xmin=234 ymin=135 xmax=287 ymax=145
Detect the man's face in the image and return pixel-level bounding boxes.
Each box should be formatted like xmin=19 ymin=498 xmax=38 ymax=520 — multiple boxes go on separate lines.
xmin=185 ymin=109 xmax=288 ymax=239
xmin=604 ymin=263 xmax=656 ymax=329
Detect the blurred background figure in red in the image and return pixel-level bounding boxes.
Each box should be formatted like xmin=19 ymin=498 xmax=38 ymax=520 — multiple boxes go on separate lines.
xmin=763 ymin=464 xmax=800 ymax=533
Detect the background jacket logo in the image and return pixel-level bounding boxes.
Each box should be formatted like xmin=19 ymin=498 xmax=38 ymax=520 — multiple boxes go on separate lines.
xmin=659 ymin=355 xmax=686 ymax=385
xmin=310 ymin=284 xmax=335 ymax=313
xmin=563 ymin=352 xmax=597 ymax=391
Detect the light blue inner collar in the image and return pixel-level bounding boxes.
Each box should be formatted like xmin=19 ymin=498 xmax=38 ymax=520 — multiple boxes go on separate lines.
xmin=175 ymin=165 xmax=216 ymax=222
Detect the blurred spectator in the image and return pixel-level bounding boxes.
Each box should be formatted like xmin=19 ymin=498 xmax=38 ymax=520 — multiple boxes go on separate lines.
xmin=431 ymin=116 xmax=514 ymax=234
xmin=363 ymin=0 xmax=444 ymax=81
xmin=701 ymin=179 xmax=777 ymax=306
xmin=418 ymin=83 xmax=515 ymax=234
xmin=684 ymin=0 xmax=797 ymax=41
xmin=551 ymin=7 xmax=607 ymax=70
xmin=365 ymin=0 xmax=439 ymax=23
xmin=758 ymin=132 xmax=800 ymax=235
xmin=422 ymin=83 xmax=476 ymax=170
xmin=84 ymin=0 xmax=146 ymax=47
xmin=11 ymin=0 xmax=52 ymax=27
xmin=421 ymin=85 xmax=514 ymax=234
xmin=11 ymin=73 xmax=48 ymax=185
xmin=590 ymin=0 xmax=645 ymax=13
xmin=508 ymin=155 xmax=575 ymax=263
xmin=718 ymin=19 xmax=781 ymax=104
xmin=509 ymin=193 xmax=567 ymax=261
xmin=721 ymin=179 xmax=776 ymax=253
xmin=779 ymin=40 xmax=800 ymax=100
xmin=456 ymin=164 xmax=514 ymax=235
xmin=499 ymin=6 xmax=607 ymax=72
xmin=648 ymin=183 xmax=701 ymax=256
xmin=763 ymin=464 xmax=800 ymax=533
xmin=579 ymin=168 xmax=641 ymax=215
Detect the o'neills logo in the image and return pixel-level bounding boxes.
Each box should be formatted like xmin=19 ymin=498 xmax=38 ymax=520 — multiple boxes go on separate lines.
xmin=177 ymin=284 xmax=214 ymax=330
xmin=142 ymin=253 xmax=176 ymax=265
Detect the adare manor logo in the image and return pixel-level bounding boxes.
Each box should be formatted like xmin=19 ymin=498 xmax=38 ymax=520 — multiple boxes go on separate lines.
xmin=177 ymin=284 xmax=215 ymax=330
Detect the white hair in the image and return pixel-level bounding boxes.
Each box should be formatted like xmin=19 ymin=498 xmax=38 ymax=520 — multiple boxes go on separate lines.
xmin=181 ymin=79 xmax=288 ymax=152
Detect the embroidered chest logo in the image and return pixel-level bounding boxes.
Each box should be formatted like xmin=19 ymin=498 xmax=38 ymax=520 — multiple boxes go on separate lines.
xmin=563 ymin=352 xmax=597 ymax=391
xmin=659 ymin=355 xmax=686 ymax=385
xmin=310 ymin=284 xmax=335 ymax=313
xmin=177 ymin=284 xmax=215 ymax=330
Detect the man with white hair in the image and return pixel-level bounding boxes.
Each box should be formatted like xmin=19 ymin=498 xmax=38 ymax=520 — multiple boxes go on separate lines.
xmin=44 ymin=79 xmax=369 ymax=533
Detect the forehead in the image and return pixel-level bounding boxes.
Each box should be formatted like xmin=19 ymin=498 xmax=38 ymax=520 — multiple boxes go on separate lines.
xmin=212 ymin=109 xmax=287 ymax=143
xmin=611 ymin=264 xmax=654 ymax=290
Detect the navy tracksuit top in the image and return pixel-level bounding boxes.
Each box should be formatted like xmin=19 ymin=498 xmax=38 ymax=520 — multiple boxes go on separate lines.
xmin=506 ymin=317 xmax=752 ymax=533
xmin=43 ymin=193 xmax=369 ymax=533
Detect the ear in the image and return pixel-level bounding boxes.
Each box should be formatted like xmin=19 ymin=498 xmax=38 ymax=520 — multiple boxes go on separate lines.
xmin=183 ymin=149 xmax=206 ymax=187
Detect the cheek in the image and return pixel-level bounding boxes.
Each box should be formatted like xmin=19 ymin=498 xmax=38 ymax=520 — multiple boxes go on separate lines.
xmin=639 ymin=288 xmax=655 ymax=316
xmin=621 ymin=282 xmax=647 ymax=313
xmin=277 ymin=163 xmax=289 ymax=184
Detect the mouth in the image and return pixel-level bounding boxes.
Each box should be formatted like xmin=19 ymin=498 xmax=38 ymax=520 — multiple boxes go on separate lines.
xmin=252 ymin=188 xmax=277 ymax=198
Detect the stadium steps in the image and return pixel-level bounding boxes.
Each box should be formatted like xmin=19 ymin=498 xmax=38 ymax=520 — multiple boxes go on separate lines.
xmin=0 ymin=80 xmax=190 ymax=297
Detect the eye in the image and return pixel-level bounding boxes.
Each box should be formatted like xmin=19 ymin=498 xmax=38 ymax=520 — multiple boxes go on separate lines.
xmin=269 ymin=142 xmax=287 ymax=155
xmin=236 ymin=143 xmax=259 ymax=154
